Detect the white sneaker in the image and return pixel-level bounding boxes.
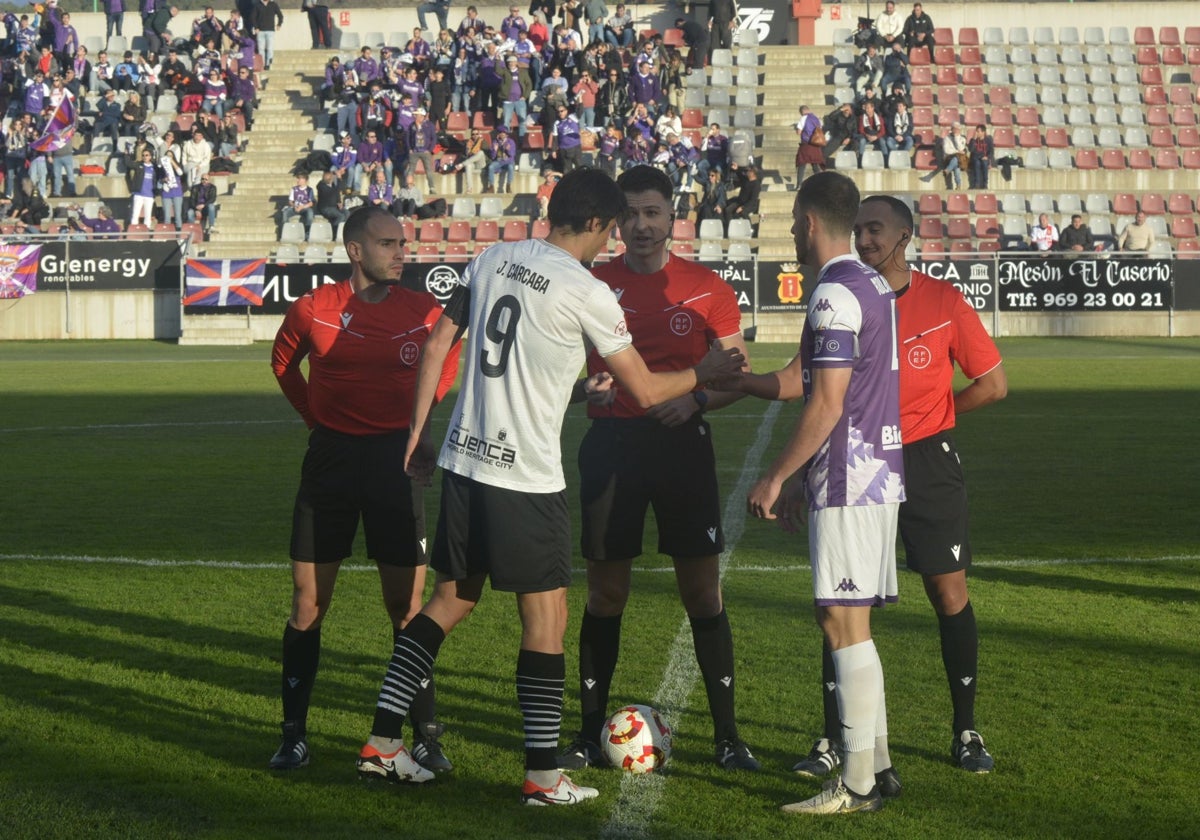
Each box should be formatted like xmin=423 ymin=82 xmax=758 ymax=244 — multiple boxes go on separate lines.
xmin=521 ymin=773 xmax=600 ymax=806
xmin=781 ymin=777 xmax=883 ymax=815
xmin=356 ymin=742 xmax=435 ymax=784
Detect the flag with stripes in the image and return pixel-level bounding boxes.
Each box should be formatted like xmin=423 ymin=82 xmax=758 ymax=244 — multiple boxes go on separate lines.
xmin=184 ymin=259 xmax=267 ymax=306
xmin=29 ymin=95 xmax=77 ymax=154
xmin=0 ymin=244 xmax=40 ymax=298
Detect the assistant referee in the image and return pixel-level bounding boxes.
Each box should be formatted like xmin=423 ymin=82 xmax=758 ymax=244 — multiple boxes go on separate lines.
xmin=268 ymin=206 xmax=459 ymax=774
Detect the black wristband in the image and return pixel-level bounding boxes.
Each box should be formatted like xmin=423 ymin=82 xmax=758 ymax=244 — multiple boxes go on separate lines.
xmin=693 ymin=390 xmax=709 ymax=412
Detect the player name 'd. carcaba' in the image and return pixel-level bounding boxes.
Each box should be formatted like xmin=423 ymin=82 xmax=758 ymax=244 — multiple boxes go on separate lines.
xmin=494 ymin=259 xmax=551 ymax=294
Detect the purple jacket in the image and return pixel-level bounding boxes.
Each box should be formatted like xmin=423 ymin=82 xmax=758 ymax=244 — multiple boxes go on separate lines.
xmin=356 ymin=140 xmax=385 ymax=165
xmin=229 ymin=76 xmax=256 ymax=104
xmin=354 ymin=57 xmax=380 ymax=83
xmin=407 ymin=120 xmax=437 ymax=154
xmin=627 ymin=70 xmax=660 ymax=106
xmin=490 ymin=136 xmax=515 ymax=164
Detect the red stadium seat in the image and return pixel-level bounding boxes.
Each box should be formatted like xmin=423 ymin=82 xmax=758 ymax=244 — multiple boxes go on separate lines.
xmin=936 ymin=66 xmax=958 ymax=86
xmin=671 ymin=218 xmax=696 ymax=240
xmin=946 ymin=193 xmax=970 ymax=215
xmin=960 ymin=47 xmax=981 ymax=67
xmin=965 ymin=106 xmax=987 ymax=126
xmin=1129 ymin=148 xmax=1154 ymax=169
xmin=988 ymin=86 xmax=1012 ymax=106
xmin=446 ymin=111 xmax=469 ymax=132
xmin=531 ymin=218 xmax=550 ymax=238
xmin=1155 ymin=149 xmax=1181 ymax=169
xmin=1140 ymin=193 xmax=1167 ymax=214
xmin=1134 ymin=27 xmax=1156 ymax=46
xmin=1178 ymin=239 xmax=1200 ymax=257
xmin=1144 ymin=86 xmax=1167 ymax=106
xmin=1150 ymin=127 xmax=1175 ymax=147
xmin=1184 ymin=149 xmax=1200 ymax=168
xmin=444 ymin=243 xmax=468 ymax=257
xmin=1171 ymin=217 xmax=1199 ymax=239
xmin=1018 ymin=127 xmax=1043 ymax=148
xmin=471 ymin=111 xmax=495 ymax=129
xmin=920 ymin=240 xmax=946 ymax=257
xmin=1168 ymin=193 xmax=1195 ymax=214
xmin=1170 ymin=86 xmax=1194 ymax=106
xmin=962 ymin=86 xmax=985 ymax=106
xmin=959 ymin=28 xmax=980 ymax=46
xmin=949 ymin=240 xmax=975 ymax=254
xmin=936 ymin=85 xmax=959 ymax=105
xmin=502 ymin=220 xmax=528 ymax=241
xmin=993 ymin=127 xmax=1015 ymax=148
xmin=446 ymin=220 xmax=472 ymax=242
xmin=125 ymin=224 xmax=151 ymax=240
xmin=1189 ymin=47 xmax=1200 ymax=65
xmin=914 ymin=128 xmax=937 ymax=145
xmin=1136 ymin=46 xmax=1159 ymax=65
xmin=934 ymin=28 xmax=954 ymax=46
xmin=473 ymin=243 xmax=491 ymax=256
xmin=1160 ymin=27 xmax=1181 ymax=46
xmin=1148 ymin=106 xmax=1171 ymax=126
xmin=669 ymin=242 xmax=696 ymax=258
xmin=1173 ymin=106 xmax=1197 ymax=126
xmin=1046 ymin=127 xmax=1069 ymax=148
xmin=974 ymin=193 xmax=998 ymax=214
xmin=914 ymin=148 xmax=937 ymax=170
xmin=977 ymin=240 xmax=1001 ymax=254
xmin=1193 ymin=67 xmax=1200 ymax=85
xmin=1185 ymin=27 xmax=1200 ymax=46
xmin=523 ymin=131 xmax=546 ymax=151
xmin=1113 ymin=193 xmax=1138 ymax=215
xmin=912 ymin=106 xmax=934 ymax=127
xmin=918 ymin=217 xmax=945 ymax=239
xmin=1179 ymin=127 xmax=1200 ymax=147
xmin=1163 ymin=46 xmax=1185 ymax=65
xmin=1140 ymin=66 xmax=1163 ymax=86
xmin=934 ymin=46 xmax=956 ymax=66
xmin=990 ymin=106 xmax=1013 ymax=126
xmin=1074 ymin=148 xmax=1099 ymax=169
xmin=474 ymin=219 xmax=498 ymax=243
xmin=1016 ymin=106 xmax=1039 ymax=127
xmin=663 ymin=28 xmax=685 ymax=48
xmin=418 ymin=220 xmax=444 ymax=242
xmin=400 ymin=220 xmax=415 ymax=243
xmin=909 ymin=46 xmax=931 ymax=65
xmin=912 ymin=87 xmax=934 ymax=106
xmin=681 ymin=108 xmax=704 ymax=128
xmin=415 ymin=244 xmax=441 ymax=259
xmin=946 ymin=218 xmax=973 ymax=239
xmin=911 ymin=66 xmax=932 ymax=86
xmin=937 ymin=107 xmax=960 ymax=126
xmin=918 ymin=194 xmax=943 ymax=215
xmin=975 ymin=217 xmax=1000 ymax=239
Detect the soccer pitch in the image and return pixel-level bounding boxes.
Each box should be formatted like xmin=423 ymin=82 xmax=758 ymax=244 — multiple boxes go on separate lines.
xmin=1 ymin=338 xmax=1197 ymax=840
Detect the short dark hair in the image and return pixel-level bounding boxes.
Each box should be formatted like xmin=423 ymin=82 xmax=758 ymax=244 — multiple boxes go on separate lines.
xmin=862 ymin=194 xmax=914 ymax=234
xmin=547 ymin=169 xmax=628 ymax=234
xmin=796 ymin=171 xmax=860 ymax=237
xmin=342 ymin=205 xmax=396 ymax=249
xmin=616 ymin=165 xmax=673 ymax=204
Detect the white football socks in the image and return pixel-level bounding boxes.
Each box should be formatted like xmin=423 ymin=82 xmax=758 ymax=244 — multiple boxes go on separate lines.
xmin=832 ymin=639 xmax=886 ymax=796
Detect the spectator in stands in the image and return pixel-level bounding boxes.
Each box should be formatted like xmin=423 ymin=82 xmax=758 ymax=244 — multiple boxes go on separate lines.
xmin=70 ymin=46 xmax=92 ymax=91
xmin=367 ymin=167 xmax=394 ymax=211
xmin=879 ymin=41 xmax=910 ymax=94
xmin=855 ymin=83 xmax=881 ymax=114
xmin=330 ymin=131 xmax=357 ymax=191
xmin=534 ymin=169 xmax=559 ymax=219
xmin=145 ymin=6 xmax=179 ymax=59
xmin=627 ymin=57 xmax=660 ymax=116
xmin=407 ymin=107 xmax=437 ymax=193
xmin=924 ymin=123 xmax=966 ymax=188
xmin=160 ymin=47 xmax=187 ymax=90
xmin=476 ymin=41 xmax=503 ymax=116
xmin=883 ymin=100 xmax=913 ymax=159
xmin=572 ymin=69 xmax=599 ymax=129
xmin=605 ymin=4 xmax=633 ymax=48
xmin=52 ymin=12 xmax=79 ymax=67
xmin=1118 ymin=211 xmax=1155 ymax=253
xmin=1030 ymin=213 xmax=1059 ymax=253
xmin=93 ymin=50 xmax=114 ymax=93
xmin=697 ymin=121 xmax=730 ymax=181
xmin=188 ymin=171 xmax=219 ymax=232
xmin=596 ymin=122 xmax=622 ymax=177
xmin=103 ymin=0 xmax=125 ymax=41
xmin=500 ymin=5 xmax=527 ymax=40
xmin=216 ymin=113 xmax=240 ymax=157
xmin=4 ymin=176 xmax=48 ymax=232
xmin=696 ymin=167 xmax=727 ymax=227
xmin=967 ymin=124 xmax=994 ymax=190
xmin=1058 ymin=214 xmax=1095 ymax=253
xmin=453 ymin=127 xmax=489 ymax=191
xmin=3 ymin=118 xmax=29 ymax=197
xmin=130 ymin=147 xmax=157 ymax=227
xmin=48 ymin=130 xmax=75 ymax=198
xmin=281 ymin=172 xmax=315 ymax=237
xmin=457 ymin=5 xmax=486 ymax=39
xmin=408 ymin=28 xmax=433 ymax=73
xmin=391 ymin=172 xmax=422 ymax=218
xmin=902 ymin=3 xmax=934 ymax=54
xmin=357 ymin=84 xmax=393 ymax=137
xmin=134 ymin=54 xmax=161 ymax=114
xmin=159 ymin=148 xmax=185 ymax=230
xmin=882 ymin=81 xmax=911 ymax=122
xmin=499 ymin=54 xmax=533 ymax=139
xmin=182 ymin=127 xmax=213 ymax=185
xmin=663 ymin=52 xmax=686 ymax=116
xmin=579 ymin=0 xmax=604 ymax=45
xmin=251 ymin=0 xmax=283 ymax=70
xmin=192 ymin=110 xmax=220 ymax=150
xmin=822 ymin=101 xmax=856 ymax=166
xmin=418 ymin=0 xmax=452 ymax=33
xmin=874 ymin=0 xmax=904 ymax=49
xmin=484 ymin=125 xmax=516 ymax=193
xmin=622 ymin=128 xmax=651 ymax=168
xmin=354 ymin=47 xmax=380 ymax=86
xmin=550 ymin=102 xmax=582 ymax=174
xmin=71 ymin=203 xmax=121 ymax=236
xmin=226 ymin=19 xmax=256 ymax=71
xmin=707 ymin=0 xmax=736 ymax=59
xmin=192 ymin=6 xmax=225 ymax=51
xmin=354 ymin=129 xmax=387 ymax=193
xmin=120 ymin=90 xmax=146 ymax=137
xmin=113 ymin=51 xmax=139 ymax=92
xmin=84 ymin=89 xmax=122 ymax=153
xmin=725 ymin=165 xmax=760 ymax=225
xmin=422 ymin=67 xmax=451 ymax=130
xmin=227 ymin=65 xmax=256 ymax=128
xmin=854 ymin=44 xmax=883 ymax=94
xmin=793 ymin=106 xmax=825 ymax=183
xmin=855 ymin=100 xmax=884 ymax=161
xmin=654 ymin=105 xmax=681 ymax=145
xmin=201 ymin=67 xmax=226 ymax=118
xmin=675 ymin=16 xmax=708 ymax=73
xmin=451 ymin=46 xmax=474 ymax=112
xmin=302 ymin=0 xmax=331 ymax=50
xmin=318 ymin=56 xmax=344 ymax=108
xmin=596 ymin=66 xmax=628 ymax=127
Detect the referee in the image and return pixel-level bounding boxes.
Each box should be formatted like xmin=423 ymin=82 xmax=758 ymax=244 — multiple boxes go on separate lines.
xmin=353 ymin=169 xmax=745 ymax=805
xmin=793 ymin=195 xmax=1007 ymax=780
xmin=268 ymin=206 xmax=460 ymax=774
xmin=558 ymin=166 xmax=760 ymax=772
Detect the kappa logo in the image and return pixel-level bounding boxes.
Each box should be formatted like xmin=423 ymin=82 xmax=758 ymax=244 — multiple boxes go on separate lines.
xmin=720 ymin=676 xmax=732 ymax=687
xmin=706 ymin=526 xmax=718 ymax=542
xmin=960 ymin=677 xmax=974 ymax=686
xmin=584 ymin=679 xmax=596 ymax=690
xmin=834 ymin=578 xmax=861 ymax=592
xmin=812 ymin=298 xmax=834 ymax=312
xmin=340 ymin=312 xmax=353 ymax=329
xmin=951 ymin=544 xmax=961 ymax=561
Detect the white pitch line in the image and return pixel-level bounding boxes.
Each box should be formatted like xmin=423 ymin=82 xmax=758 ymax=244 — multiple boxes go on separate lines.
xmin=600 ymin=401 xmax=783 ymax=840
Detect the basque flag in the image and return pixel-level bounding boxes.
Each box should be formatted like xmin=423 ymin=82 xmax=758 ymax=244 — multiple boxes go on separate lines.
xmin=0 ymin=244 xmax=41 ymax=299
xmin=30 ymin=95 xmax=77 ymax=154
xmin=184 ymin=258 xmax=267 ymax=306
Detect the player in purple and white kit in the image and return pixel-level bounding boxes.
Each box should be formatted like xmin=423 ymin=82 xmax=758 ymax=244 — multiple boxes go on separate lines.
xmin=730 ymin=172 xmax=904 ymax=815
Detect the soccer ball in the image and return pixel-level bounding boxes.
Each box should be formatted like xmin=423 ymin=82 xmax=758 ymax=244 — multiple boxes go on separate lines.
xmin=601 ymin=705 xmax=672 ymax=774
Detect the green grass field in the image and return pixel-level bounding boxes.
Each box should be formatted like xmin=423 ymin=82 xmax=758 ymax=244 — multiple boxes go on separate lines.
xmin=1 ymin=338 xmax=1198 ymax=840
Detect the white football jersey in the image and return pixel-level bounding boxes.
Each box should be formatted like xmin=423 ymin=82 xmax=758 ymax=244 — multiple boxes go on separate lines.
xmin=438 ymin=238 xmax=633 ymax=492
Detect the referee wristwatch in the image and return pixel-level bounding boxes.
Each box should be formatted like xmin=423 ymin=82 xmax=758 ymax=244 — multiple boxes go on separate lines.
xmin=693 ymin=390 xmax=709 ymax=412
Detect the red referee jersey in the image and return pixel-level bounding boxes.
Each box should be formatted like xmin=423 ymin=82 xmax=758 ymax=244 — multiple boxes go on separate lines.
xmin=896 ymin=270 xmax=1002 ymax=444
xmin=588 ymin=254 xmax=742 ymax=419
xmin=271 ymin=281 xmax=459 ymax=435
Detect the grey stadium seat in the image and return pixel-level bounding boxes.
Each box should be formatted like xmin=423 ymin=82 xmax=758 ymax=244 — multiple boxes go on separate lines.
xmin=1023 ymin=148 xmax=1048 ymax=169
xmin=1057 ymin=194 xmax=1083 ymax=214
xmin=1059 ymin=27 xmax=1080 ymax=45
xmin=1085 ymin=193 xmax=1111 ymax=214
xmin=1071 ymin=127 xmax=1096 ymax=147
xmin=1048 ymin=149 xmax=1073 ymax=169
xmin=1083 ymin=27 xmax=1106 ymax=45
xmin=833 ymin=150 xmax=859 ymax=169
xmin=1029 ymin=193 xmax=1054 ymax=215
xmin=1034 ymin=27 xmax=1056 ymax=46
xmin=983 ymin=27 xmax=1004 ymax=46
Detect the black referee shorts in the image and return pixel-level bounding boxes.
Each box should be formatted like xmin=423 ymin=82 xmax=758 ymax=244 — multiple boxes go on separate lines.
xmin=290 ymin=425 xmax=426 ymax=567
xmin=898 ymin=430 xmax=972 ymax=576
xmin=579 ymin=416 xmax=724 ymax=562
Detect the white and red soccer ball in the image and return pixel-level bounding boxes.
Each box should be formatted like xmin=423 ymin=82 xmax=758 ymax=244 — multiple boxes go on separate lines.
xmin=601 ymin=705 xmax=672 ymax=774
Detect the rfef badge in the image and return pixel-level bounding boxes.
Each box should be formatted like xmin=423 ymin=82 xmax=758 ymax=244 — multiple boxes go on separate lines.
xmin=776 ymin=263 xmax=804 ymax=304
